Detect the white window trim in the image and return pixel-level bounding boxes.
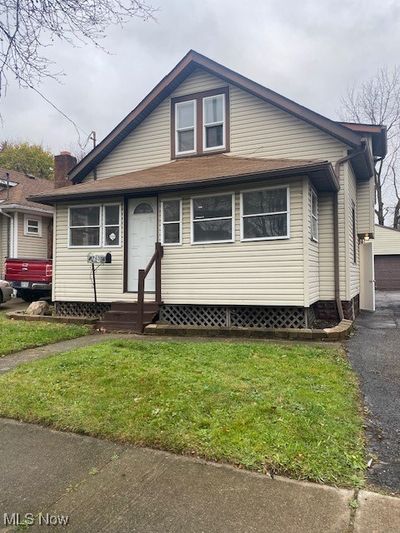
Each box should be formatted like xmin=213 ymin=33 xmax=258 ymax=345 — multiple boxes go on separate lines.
xmin=240 ymin=186 xmax=290 ymax=242
xmin=161 ymin=198 xmax=182 ymax=246
xmin=24 ymin=214 xmax=42 ymax=237
xmin=175 ymin=100 xmax=197 ymax=156
xmin=190 ymin=192 xmax=235 ymax=245
xmin=103 ymin=203 xmax=122 ymax=248
xmin=202 ymin=93 xmax=226 ymax=152
xmin=68 ymin=204 xmax=122 ymax=249
xmin=311 ymin=188 xmax=319 ymax=242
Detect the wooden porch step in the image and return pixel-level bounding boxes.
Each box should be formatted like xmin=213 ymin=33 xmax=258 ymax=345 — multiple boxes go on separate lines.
xmin=98 ymin=301 xmax=160 ymax=333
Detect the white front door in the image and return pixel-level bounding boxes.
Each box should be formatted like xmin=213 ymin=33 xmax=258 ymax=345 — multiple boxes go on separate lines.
xmin=127 ymin=197 xmax=157 ymax=292
xmin=360 ymin=241 xmax=375 ymax=311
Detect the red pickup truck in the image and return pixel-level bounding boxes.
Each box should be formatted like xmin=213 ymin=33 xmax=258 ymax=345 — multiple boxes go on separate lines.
xmin=4 ymin=258 xmax=52 ymax=302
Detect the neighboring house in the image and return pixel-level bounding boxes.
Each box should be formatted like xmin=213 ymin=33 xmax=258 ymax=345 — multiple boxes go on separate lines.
xmin=0 ymin=168 xmax=54 ymax=275
xmin=374 ymin=224 xmax=400 ymax=290
xmin=31 ymin=51 xmax=387 ymax=331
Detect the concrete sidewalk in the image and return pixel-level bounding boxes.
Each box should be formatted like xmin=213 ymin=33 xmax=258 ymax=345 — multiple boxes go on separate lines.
xmin=0 ymin=419 xmax=399 ymax=532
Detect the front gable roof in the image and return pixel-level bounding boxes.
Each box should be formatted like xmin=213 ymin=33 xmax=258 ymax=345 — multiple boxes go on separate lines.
xmin=70 ymin=50 xmax=368 ymax=184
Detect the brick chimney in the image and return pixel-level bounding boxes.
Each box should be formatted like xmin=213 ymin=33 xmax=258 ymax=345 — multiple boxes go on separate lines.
xmin=54 ymin=151 xmax=77 ymax=188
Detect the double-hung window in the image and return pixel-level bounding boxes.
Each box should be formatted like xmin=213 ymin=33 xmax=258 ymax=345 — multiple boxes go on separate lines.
xmin=24 ymin=215 xmax=42 ymax=237
xmin=69 ymin=205 xmax=121 ymax=247
xmin=175 ymin=100 xmax=196 ymax=155
xmin=241 ymin=187 xmax=289 ymax=241
xmin=162 ymin=199 xmax=182 ymax=245
xmin=311 ymin=190 xmax=318 ymax=241
xmin=172 ymin=88 xmax=229 ymax=158
xmin=192 ymin=193 xmax=234 ymax=244
xmin=203 ymin=94 xmax=225 ymax=151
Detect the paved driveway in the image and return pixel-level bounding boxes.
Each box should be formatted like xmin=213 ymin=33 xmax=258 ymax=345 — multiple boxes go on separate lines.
xmin=347 ymin=291 xmax=400 ymax=493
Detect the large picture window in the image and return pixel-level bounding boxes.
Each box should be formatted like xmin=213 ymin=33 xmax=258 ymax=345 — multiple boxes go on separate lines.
xmin=241 ymin=187 xmax=289 ymax=241
xmin=162 ymin=199 xmax=182 ymax=245
xmin=69 ymin=204 xmax=121 ymax=247
xmin=191 ymin=193 xmax=234 ymax=244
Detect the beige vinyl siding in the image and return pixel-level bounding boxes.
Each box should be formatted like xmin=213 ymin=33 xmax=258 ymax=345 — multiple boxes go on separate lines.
xmin=54 ymin=199 xmax=125 ymax=302
xmin=318 ymin=192 xmax=335 ymax=300
xmin=69 ymin=67 xmax=363 ymax=305
xmin=90 ymin=68 xmax=347 ymax=181
xmin=0 ymin=214 xmax=9 ymax=275
xmin=307 ymin=182 xmax=319 ymax=305
xmin=357 ymin=177 xmax=375 ymax=235
xmin=374 ymin=224 xmax=400 ymax=255
xmin=160 ymin=178 xmax=305 ymax=307
xmin=17 ymin=213 xmax=50 ymax=259
xmin=55 ymin=179 xmax=305 ymax=305
xmin=346 ymin=164 xmax=360 ymax=299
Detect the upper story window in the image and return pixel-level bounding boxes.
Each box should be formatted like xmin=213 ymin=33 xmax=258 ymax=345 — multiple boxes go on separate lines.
xmin=203 ymin=94 xmax=225 ymax=151
xmin=175 ymin=100 xmax=196 ymax=155
xmin=172 ymin=87 xmax=229 ymax=159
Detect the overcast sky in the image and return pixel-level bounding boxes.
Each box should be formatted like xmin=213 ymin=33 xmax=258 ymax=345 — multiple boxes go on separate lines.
xmin=2 ymin=0 xmax=400 ymax=155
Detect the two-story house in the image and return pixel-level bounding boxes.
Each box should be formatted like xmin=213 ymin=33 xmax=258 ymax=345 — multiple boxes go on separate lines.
xmin=31 ymin=51 xmax=387 ymax=332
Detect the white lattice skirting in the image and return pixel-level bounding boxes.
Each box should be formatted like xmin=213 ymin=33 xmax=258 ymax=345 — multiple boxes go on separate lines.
xmin=160 ymin=305 xmax=308 ymax=329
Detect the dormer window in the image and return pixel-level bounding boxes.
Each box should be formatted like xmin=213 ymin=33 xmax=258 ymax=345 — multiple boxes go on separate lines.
xmin=175 ymin=100 xmax=196 ymax=155
xmin=203 ymin=94 xmax=225 ymax=151
xmin=171 ymin=87 xmax=229 ymax=159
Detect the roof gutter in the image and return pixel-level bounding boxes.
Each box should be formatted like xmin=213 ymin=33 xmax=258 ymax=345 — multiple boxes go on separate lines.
xmin=333 ymin=144 xmax=369 ymax=320
xmin=0 ymin=203 xmax=53 ymax=215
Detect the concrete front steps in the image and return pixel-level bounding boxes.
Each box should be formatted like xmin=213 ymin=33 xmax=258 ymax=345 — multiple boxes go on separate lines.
xmin=98 ymin=301 xmax=160 ymax=332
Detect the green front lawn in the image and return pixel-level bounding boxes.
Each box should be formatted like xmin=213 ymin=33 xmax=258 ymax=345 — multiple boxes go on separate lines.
xmin=0 ymin=314 xmax=91 ymax=356
xmin=0 ymin=339 xmax=365 ymax=486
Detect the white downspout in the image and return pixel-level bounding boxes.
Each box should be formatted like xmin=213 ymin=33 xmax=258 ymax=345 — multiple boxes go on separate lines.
xmin=0 ymin=208 xmax=13 ymax=257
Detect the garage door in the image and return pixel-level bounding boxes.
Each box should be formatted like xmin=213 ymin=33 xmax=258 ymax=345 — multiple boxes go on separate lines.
xmin=375 ymin=255 xmax=400 ymax=290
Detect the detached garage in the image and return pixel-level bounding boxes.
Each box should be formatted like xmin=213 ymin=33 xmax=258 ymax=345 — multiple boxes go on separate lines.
xmin=374 ymin=225 xmax=400 ymax=290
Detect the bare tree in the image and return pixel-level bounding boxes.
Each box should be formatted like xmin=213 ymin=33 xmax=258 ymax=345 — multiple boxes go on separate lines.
xmin=0 ymin=1 xmax=155 ymax=94
xmin=340 ymin=67 xmax=400 ymax=227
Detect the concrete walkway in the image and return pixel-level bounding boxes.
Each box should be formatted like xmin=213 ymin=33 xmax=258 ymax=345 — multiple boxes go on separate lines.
xmin=1 ymin=418 xmax=399 ymax=533
xmin=346 ymin=291 xmax=400 ymax=493
xmin=0 ymin=334 xmax=127 ymax=374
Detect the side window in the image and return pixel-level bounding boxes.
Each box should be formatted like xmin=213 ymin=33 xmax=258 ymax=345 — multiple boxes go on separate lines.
xmin=162 ymin=199 xmax=182 ymax=245
xmin=24 ymin=215 xmax=42 ymax=237
xmin=311 ymin=189 xmax=318 ymax=241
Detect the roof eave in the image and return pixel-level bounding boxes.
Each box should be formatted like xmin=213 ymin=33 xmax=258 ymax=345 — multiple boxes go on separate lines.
xmin=30 ymin=162 xmax=338 ymax=205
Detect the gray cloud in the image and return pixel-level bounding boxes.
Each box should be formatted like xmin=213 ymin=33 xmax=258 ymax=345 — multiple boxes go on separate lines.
xmin=1 ymin=0 xmax=399 ymax=154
